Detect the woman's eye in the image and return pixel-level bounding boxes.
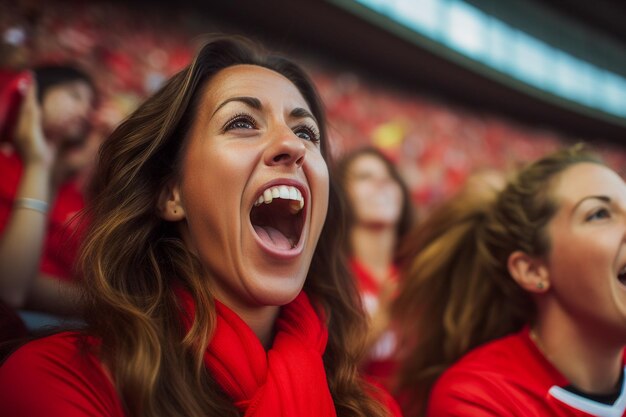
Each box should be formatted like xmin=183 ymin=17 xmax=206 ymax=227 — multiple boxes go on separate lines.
xmin=293 ymin=124 xmax=320 ymax=143
xmin=224 ymin=114 xmax=257 ymax=131
xmin=586 ymin=208 xmax=610 ymax=221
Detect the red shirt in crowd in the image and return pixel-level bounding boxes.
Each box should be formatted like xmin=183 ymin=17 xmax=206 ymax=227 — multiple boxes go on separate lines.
xmin=428 ymin=327 xmax=626 ymax=417
xmin=0 ymin=332 xmax=124 ymax=417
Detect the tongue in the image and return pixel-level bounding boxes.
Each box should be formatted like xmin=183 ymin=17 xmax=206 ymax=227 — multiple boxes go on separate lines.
xmin=253 ymin=225 xmax=293 ymax=250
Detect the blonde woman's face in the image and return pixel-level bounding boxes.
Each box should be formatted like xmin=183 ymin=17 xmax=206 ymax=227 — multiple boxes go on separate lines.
xmin=173 ymin=65 xmax=329 ymax=313
xmin=346 ymin=154 xmax=403 ymax=228
xmin=544 ymin=162 xmax=626 ymax=343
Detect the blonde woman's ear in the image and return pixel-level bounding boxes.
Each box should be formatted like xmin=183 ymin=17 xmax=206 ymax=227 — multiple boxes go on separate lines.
xmin=507 ymin=250 xmax=550 ymax=293
xmin=157 ymin=181 xmax=186 ymax=221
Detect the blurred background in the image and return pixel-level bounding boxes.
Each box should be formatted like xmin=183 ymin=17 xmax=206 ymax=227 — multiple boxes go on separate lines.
xmin=2 ymin=0 xmax=625 ymax=215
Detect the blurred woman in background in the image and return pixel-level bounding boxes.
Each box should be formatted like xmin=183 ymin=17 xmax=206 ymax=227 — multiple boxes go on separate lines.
xmin=0 ymin=64 xmax=96 ymax=322
xmin=336 ymin=147 xmax=413 ymax=387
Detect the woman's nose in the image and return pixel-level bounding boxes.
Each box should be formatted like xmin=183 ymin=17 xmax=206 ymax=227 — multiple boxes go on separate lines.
xmin=263 ymin=126 xmax=306 ymax=169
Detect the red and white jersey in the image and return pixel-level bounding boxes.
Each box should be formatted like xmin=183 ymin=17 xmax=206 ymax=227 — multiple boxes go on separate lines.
xmin=428 ymin=328 xmax=626 ymax=417
xmin=351 ymin=259 xmax=399 ymax=386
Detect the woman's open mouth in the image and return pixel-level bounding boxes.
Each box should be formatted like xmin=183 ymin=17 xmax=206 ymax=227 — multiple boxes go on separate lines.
xmin=250 ymin=184 xmax=305 ymax=253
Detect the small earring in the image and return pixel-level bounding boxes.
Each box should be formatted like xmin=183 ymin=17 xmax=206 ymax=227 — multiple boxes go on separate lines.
xmin=536 ymin=282 xmax=544 ymax=290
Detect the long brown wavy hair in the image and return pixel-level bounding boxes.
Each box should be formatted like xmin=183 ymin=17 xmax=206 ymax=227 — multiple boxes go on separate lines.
xmin=79 ymin=36 xmax=389 ymax=417
xmin=392 ymin=144 xmax=603 ymax=417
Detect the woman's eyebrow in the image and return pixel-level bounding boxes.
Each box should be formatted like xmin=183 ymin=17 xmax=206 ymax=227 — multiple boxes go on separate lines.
xmin=572 ymin=195 xmax=611 ymax=212
xmin=212 ymin=96 xmax=262 ymax=118
xmin=211 ymin=97 xmax=317 ymax=125
xmin=290 ymin=107 xmax=317 ymax=124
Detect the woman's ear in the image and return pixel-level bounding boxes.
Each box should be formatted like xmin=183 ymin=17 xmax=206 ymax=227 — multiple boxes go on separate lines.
xmin=158 ymin=180 xmax=186 ymax=221
xmin=508 ymin=250 xmax=550 ymax=293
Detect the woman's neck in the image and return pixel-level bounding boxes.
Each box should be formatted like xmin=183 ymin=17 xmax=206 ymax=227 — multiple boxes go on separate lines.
xmin=218 ymin=295 xmax=280 ymax=350
xmin=533 ymin=307 xmax=623 ymax=394
xmin=350 ymin=225 xmax=396 ymax=284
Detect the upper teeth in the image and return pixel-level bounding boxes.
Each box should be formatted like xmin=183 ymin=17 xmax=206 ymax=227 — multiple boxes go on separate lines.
xmin=254 ymin=185 xmax=304 ymax=213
